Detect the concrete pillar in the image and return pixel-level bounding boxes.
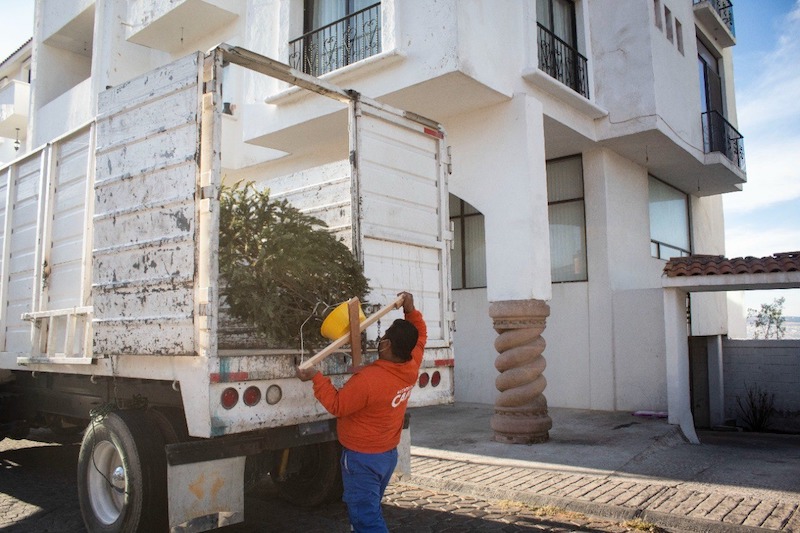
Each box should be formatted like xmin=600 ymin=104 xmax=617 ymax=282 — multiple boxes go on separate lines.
xmin=489 ymin=299 xmax=552 ymax=444
xmin=447 ymin=94 xmax=551 ymax=438
xmin=707 ymin=334 xmax=725 ymax=427
xmin=663 ymin=287 xmax=699 ymax=443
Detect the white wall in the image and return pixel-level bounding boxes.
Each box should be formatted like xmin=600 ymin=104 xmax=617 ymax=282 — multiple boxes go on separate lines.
xmin=589 ymin=0 xmax=656 ymax=131
xmin=690 ymin=194 xmax=730 ymax=335
xmin=651 ymin=0 xmax=704 ymax=150
xmin=546 ymin=282 xmax=591 ymax=407
xmin=451 ymin=288 xmax=496 ymax=405
xmin=446 ymin=95 xmax=551 ymax=303
xmin=726 ymin=292 xmax=747 ymax=339
xmin=613 ymin=288 xmax=668 ymax=411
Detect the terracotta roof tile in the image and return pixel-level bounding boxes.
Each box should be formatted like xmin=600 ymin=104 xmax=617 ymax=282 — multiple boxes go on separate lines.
xmin=663 ymin=252 xmax=800 ymax=277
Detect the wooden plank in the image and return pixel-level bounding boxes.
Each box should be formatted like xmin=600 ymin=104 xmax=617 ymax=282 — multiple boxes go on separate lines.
xmin=298 ymin=295 xmax=404 ymax=370
xmin=348 ymin=298 xmax=362 ymax=367
xmin=97 ymin=53 xmax=202 ymax=119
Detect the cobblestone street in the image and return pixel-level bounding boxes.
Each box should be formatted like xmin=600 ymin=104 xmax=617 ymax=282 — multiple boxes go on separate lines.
xmin=224 ymin=482 xmax=644 ymax=533
xmin=1 ymin=432 xmax=650 ymax=533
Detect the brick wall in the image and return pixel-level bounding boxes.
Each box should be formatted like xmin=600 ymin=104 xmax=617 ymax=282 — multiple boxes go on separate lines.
xmin=722 ymin=339 xmax=800 ymax=432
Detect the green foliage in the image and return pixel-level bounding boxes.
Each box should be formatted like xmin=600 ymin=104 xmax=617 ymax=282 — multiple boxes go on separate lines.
xmin=219 ymin=181 xmax=369 ymax=347
xmin=748 ymin=297 xmax=786 ymax=339
xmin=736 ymin=383 xmax=775 ymax=432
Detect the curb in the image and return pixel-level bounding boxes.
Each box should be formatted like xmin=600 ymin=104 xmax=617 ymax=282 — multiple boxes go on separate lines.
xmin=404 ymin=473 xmax=778 ymax=533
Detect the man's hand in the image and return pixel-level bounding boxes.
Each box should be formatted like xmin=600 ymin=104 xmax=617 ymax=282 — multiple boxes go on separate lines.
xmin=295 ymin=366 xmax=319 ymax=381
xmin=398 ymin=291 xmax=415 ymax=314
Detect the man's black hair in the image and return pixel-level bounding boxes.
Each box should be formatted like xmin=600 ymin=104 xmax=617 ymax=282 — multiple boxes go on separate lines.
xmin=385 ymin=318 xmax=418 ymax=362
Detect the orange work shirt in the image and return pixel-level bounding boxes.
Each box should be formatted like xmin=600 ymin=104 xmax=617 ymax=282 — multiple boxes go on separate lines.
xmin=311 ymin=309 xmax=427 ymax=454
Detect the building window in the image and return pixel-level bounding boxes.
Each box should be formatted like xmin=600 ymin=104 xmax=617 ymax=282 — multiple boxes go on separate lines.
xmin=654 ymin=0 xmax=663 ymax=30
xmin=649 ymin=175 xmax=691 ymax=259
xmin=547 ymin=156 xmax=587 ymax=283
xmin=675 ymin=19 xmax=684 ymax=54
xmin=698 ymin=39 xmax=722 ymax=116
xmin=697 ymin=37 xmax=744 ymax=168
xmin=536 ymin=0 xmax=589 ymax=98
xmin=449 ymin=195 xmax=486 ymax=290
xmin=289 ymin=0 xmax=381 ymax=76
xmin=665 ymin=6 xmax=674 ymax=43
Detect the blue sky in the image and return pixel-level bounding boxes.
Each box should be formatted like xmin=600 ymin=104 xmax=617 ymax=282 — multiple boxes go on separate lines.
xmin=723 ymin=0 xmax=800 ymax=315
xmin=1 ymin=0 xmax=799 ymax=315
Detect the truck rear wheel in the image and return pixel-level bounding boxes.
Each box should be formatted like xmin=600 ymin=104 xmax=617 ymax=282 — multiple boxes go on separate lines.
xmin=77 ymin=410 xmax=168 ymax=532
xmin=271 ymin=441 xmax=343 ymax=506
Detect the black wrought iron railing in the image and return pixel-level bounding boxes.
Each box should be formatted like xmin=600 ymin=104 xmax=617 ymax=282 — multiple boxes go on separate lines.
xmin=701 ymin=110 xmax=745 ymax=171
xmin=537 ymin=23 xmax=590 ymax=99
xmin=289 ymin=3 xmax=381 ymax=77
xmin=693 ymin=0 xmax=735 ymax=36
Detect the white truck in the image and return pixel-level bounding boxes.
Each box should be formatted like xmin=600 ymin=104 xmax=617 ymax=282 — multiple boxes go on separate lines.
xmin=0 ymin=45 xmax=454 ymax=532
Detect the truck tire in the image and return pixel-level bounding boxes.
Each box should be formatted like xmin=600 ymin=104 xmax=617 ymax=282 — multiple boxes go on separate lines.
xmin=271 ymin=441 xmax=343 ymax=507
xmin=148 ymin=406 xmax=189 ymax=444
xmin=77 ymin=410 xmax=168 ymax=532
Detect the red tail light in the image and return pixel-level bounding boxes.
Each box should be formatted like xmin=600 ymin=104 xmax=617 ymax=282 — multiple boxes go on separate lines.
xmin=221 ymin=387 xmax=239 ymax=409
xmin=431 ymin=371 xmax=441 ymax=387
xmin=243 ymin=386 xmax=261 ymax=406
xmin=418 ymin=372 xmax=430 ymax=388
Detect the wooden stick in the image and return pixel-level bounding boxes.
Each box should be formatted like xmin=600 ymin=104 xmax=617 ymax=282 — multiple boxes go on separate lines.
xmin=348 ymin=298 xmax=362 ymax=367
xmin=298 ymin=295 xmax=405 ymax=370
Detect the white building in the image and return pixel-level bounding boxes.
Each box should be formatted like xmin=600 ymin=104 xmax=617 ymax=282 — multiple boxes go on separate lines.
xmin=0 ymin=39 xmax=32 ymax=164
xmin=26 ymin=0 xmax=745 ymax=442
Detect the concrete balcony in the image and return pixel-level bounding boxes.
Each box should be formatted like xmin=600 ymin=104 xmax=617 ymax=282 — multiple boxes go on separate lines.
xmin=600 ymin=114 xmax=746 ymax=197
xmin=0 ymin=81 xmax=30 ymax=138
xmin=694 ymin=0 xmax=736 ymax=48
xmin=32 ymin=78 xmax=92 ymax=148
xmin=41 ymin=0 xmax=95 ymax=56
xmin=126 ymin=0 xmax=241 ymax=52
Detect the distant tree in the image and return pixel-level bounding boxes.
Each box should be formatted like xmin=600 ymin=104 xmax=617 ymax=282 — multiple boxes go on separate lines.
xmin=748 ymin=297 xmax=786 ymax=339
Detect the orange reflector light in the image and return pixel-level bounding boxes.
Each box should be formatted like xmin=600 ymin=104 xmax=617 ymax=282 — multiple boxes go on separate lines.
xmin=418 ymin=372 xmax=430 ymax=388
xmin=243 ymin=386 xmax=261 ymax=406
xmin=221 ymin=387 xmax=239 ymax=409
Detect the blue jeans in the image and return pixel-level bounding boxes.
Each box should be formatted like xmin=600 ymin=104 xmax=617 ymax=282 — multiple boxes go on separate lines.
xmin=341 ymin=447 xmax=398 ymax=533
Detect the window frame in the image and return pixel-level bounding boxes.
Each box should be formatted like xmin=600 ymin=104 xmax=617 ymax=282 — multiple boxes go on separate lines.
xmin=648 ymin=175 xmax=692 ymax=260
xmin=537 ymin=0 xmax=578 ymax=49
xmin=449 ymin=195 xmax=487 ymax=290
xmin=546 ymin=154 xmax=588 ymax=283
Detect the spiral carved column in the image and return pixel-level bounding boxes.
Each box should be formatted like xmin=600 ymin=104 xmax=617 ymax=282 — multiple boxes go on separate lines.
xmin=489 ymin=299 xmax=552 ymax=444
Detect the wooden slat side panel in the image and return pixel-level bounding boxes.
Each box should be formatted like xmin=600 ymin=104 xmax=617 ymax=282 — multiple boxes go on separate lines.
xmin=5 ymin=157 xmax=41 ymax=352
xmin=354 ymin=105 xmax=450 ymax=346
xmin=265 ymin=159 xmax=353 ymax=247
xmin=92 ymin=55 xmax=201 ymax=356
xmin=47 ymin=129 xmax=91 ymax=312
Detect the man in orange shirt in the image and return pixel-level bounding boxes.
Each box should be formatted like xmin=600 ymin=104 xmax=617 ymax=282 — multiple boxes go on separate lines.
xmin=296 ymin=291 xmax=426 ymax=532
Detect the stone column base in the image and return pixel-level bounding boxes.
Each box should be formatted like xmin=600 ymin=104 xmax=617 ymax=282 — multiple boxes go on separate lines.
xmin=489 ymin=299 xmax=552 ymax=444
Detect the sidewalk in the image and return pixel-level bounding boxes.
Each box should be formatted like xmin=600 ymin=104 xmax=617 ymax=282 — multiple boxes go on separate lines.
xmin=405 ymin=403 xmax=800 ymax=532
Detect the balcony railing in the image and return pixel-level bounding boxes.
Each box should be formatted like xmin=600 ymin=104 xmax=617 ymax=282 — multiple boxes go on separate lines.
xmin=289 ymin=3 xmax=381 ymax=77
xmin=693 ymin=0 xmax=735 ymax=36
xmin=701 ymin=110 xmax=745 ymax=171
xmin=537 ymin=23 xmax=590 ymax=99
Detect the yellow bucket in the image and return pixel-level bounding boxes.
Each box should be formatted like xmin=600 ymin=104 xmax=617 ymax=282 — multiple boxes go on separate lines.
xmin=320 ymin=301 xmax=366 ymax=340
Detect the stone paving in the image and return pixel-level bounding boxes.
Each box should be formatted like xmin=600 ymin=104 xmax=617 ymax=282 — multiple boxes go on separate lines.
xmin=228 ymin=481 xmax=651 ymax=532
xmin=3 ymin=427 xmax=799 ymax=532
xmin=407 ymin=454 xmax=800 ymax=532
xmin=1 ymin=432 xmax=655 ymax=533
